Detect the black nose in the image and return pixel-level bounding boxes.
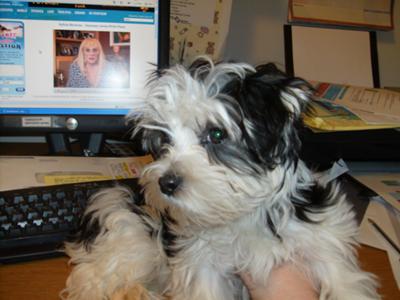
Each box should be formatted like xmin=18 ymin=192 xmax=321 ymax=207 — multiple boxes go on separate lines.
xmin=158 ymin=173 xmax=183 ymax=196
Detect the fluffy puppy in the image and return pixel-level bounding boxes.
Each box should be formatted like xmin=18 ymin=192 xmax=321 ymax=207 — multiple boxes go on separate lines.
xmin=63 ymin=59 xmax=379 ymax=300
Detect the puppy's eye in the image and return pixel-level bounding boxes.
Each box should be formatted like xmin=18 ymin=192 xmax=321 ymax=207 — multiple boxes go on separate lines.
xmin=208 ymin=128 xmax=226 ymax=144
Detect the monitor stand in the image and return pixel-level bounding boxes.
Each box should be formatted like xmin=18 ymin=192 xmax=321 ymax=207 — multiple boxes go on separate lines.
xmin=46 ymin=133 xmax=104 ymax=156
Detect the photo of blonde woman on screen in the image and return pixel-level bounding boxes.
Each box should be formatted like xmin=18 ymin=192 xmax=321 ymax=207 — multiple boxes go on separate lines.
xmin=54 ymin=30 xmax=130 ymax=89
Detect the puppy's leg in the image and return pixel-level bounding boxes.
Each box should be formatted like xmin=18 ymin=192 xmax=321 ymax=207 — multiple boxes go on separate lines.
xmin=62 ymin=187 xmax=168 ymax=300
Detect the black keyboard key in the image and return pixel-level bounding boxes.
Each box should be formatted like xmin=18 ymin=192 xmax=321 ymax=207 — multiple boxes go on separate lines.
xmin=49 ymin=217 xmax=59 ymax=225
xmin=63 ymin=199 xmax=73 ymax=208
xmin=57 ymin=208 xmax=68 ymax=216
xmin=1 ymin=222 xmax=12 ymax=232
xmin=42 ymin=208 xmax=54 ymax=218
xmin=42 ymin=193 xmax=52 ymax=201
xmin=49 ymin=200 xmax=59 ymax=209
xmin=20 ymin=204 xmax=30 ymax=213
xmin=64 ymin=215 xmax=74 ymax=223
xmin=12 ymin=213 xmax=24 ymax=222
xmin=34 ymin=202 xmax=44 ymax=209
xmin=5 ymin=206 xmax=15 ymax=215
xmin=13 ymin=196 xmax=24 ymax=205
xmin=32 ymin=218 xmax=44 ymax=226
xmin=71 ymin=206 xmax=81 ymax=214
xmin=17 ymin=221 xmax=28 ymax=229
xmin=73 ymin=190 xmax=84 ymax=199
xmin=56 ymin=191 xmax=66 ymax=200
xmin=27 ymin=210 xmax=39 ymax=220
xmin=28 ymin=194 xmax=39 ymax=203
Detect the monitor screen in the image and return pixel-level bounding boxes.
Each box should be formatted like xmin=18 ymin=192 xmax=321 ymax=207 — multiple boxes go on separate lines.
xmin=0 ymin=0 xmax=169 ymax=134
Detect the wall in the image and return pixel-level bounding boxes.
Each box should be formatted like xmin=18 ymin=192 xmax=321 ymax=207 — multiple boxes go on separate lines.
xmin=224 ymin=0 xmax=400 ymax=88
xmin=378 ymin=2 xmax=400 ymax=87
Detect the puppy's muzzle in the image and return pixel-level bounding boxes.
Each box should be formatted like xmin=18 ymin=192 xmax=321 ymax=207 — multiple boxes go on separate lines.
xmin=158 ymin=172 xmax=183 ymax=196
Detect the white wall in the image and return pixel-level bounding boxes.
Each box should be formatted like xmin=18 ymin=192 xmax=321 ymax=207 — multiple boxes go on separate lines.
xmin=224 ymin=0 xmax=400 ymax=88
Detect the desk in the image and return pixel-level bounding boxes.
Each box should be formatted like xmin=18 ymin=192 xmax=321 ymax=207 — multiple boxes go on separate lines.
xmin=0 ymin=245 xmax=398 ymax=300
xmin=0 ymin=144 xmax=398 ymax=298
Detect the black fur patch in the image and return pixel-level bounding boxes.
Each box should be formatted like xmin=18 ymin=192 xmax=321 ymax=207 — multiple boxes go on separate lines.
xmin=231 ymin=64 xmax=308 ymax=170
xmin=264 ymin=183 xmax=336 ymax=237
xmin=205 ymin=138 xmax=263 ymax=175
xmin=292 ymin=182 xmax=336 ymax=223
xmin=160 ymin=209 xmax=178 ymax=257
xmin=67 ymin=187 xmax=149 ymax=251
xmin=67 ymin=209 xmax=103 ymax=250
xmin=145 ymin=129 xmax=171 ymax=159
xmin=265 ymin=212 xmax=281 ymax=240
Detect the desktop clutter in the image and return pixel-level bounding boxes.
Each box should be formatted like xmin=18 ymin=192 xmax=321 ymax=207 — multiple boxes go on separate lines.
xmin=60 ymin=58 xmax=380 ymax=300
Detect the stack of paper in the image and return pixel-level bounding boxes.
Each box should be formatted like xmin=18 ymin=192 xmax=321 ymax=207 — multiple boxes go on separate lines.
xmin=303 ymin=82 xmax=400 ymax=132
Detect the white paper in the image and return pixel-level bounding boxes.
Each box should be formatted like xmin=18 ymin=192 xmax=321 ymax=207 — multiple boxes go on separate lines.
xmin=313 ymin=82 xmax=400 ymax=125
xmin=291 ymin=26 xmax=374 ymax=87
xmin=350 ymin=173 xmax=400 ymax=212
xmin=335 ymin=87 xmax=400 ymax=119
xmin=350 ymin=108 xmax=400 ymax=125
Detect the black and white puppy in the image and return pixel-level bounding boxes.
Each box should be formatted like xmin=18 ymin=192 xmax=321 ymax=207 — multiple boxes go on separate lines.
xmin=63 ymin=59 xmax=379 ymax=300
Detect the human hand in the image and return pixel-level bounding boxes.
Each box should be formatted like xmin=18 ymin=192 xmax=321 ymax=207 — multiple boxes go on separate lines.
xmin=240 ymin=264 xmax=318 ymax=300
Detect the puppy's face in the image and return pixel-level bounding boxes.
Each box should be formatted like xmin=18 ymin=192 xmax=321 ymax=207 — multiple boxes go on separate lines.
xmin=131 ymin=60 xmax=311 ymax=227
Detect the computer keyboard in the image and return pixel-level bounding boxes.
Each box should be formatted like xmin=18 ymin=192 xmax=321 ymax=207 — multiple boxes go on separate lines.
xmin=0 ymin=178 xmax=140 ymax=264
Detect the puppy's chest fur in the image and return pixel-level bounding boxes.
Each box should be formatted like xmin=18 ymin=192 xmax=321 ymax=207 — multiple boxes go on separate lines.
xmin=159 ymin=212 xmax=231 ymax=260
xmin=158 ymin=209 xmax=277 ymax=268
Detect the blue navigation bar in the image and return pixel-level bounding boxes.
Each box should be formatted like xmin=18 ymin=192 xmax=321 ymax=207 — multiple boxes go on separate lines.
xmin=0 ymin=1 xmax=154 ymax=24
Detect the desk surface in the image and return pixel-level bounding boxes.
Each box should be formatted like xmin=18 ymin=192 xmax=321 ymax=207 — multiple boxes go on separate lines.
xmin=0 ymin=245 xmax=398 ymax=300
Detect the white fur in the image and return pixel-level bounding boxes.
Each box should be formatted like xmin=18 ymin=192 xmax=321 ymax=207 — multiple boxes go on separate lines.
xmin=63 ymin=60 xmax=379 ymax=300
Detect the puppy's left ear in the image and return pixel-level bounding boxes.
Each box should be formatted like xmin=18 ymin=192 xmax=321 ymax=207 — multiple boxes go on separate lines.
xmin=228 ymin=63 xmax=313 ymax=169
xmin=252 ymin=63 xmax=311 ymax=118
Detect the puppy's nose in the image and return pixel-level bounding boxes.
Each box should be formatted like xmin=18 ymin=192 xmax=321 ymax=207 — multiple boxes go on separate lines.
xmin=158 ymin=173 xmax=183 ymax=196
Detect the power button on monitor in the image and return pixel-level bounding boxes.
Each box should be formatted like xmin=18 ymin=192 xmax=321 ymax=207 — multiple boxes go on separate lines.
xmin=66 ymin=117 xmax=78 ymax=130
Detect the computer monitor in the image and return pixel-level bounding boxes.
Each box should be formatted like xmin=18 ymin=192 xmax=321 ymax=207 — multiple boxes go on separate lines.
xmin=0 ymin=0 xmax=169 ymax=154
